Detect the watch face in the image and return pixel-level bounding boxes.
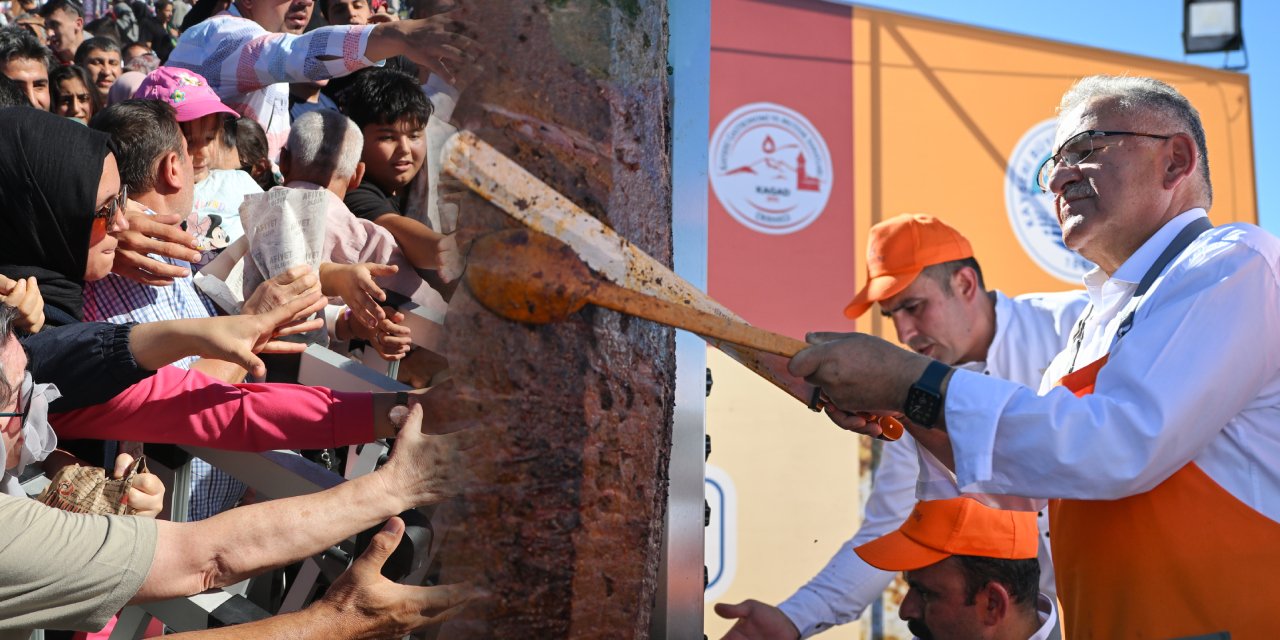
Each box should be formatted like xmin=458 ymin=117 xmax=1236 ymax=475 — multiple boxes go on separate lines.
xmin=389 ymin=404 xmax=411 ymax=427
xmin=905 ymin=387 xmax=940 ymax=428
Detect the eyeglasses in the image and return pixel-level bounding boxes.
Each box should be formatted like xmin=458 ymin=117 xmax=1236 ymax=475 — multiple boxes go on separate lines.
xmin=92 ymin=183 xmax=129 ymax=233
xmin=0 ymin=373 xmax=32 ymax=435
xmin=1036 ymin=130 xmax=1173 ymax=193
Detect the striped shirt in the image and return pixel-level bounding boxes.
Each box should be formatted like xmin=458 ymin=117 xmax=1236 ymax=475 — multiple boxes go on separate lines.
xmin=83 ymin=261 xmax=217 ymax=370
xmin=81 ymin=230 xmax=241 ymax=522
xmin=168 ymin=6 xmax=379 ymax=161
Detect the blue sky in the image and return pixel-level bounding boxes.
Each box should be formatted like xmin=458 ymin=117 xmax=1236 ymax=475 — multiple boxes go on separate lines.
xmin=849 ymin=0 xmax=1278 ymax=232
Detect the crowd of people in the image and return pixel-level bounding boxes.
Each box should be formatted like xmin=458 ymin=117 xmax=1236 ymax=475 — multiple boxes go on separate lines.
xmin=0 ymin=0 xmax=476 ymax=636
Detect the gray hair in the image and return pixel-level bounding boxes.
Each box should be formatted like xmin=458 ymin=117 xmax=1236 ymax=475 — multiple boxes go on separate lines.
xmin=1058 ymin=75 xmax=1212 ymax=204
xmin=286 ymin=109 xmax=364 ymax=184
xmin=0 ymin=304 xmax=18 ymax=410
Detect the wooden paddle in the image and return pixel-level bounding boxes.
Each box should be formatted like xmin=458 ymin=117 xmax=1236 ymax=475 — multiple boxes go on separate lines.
xmin=465 ymin=229 xmax=904 ymax=440
xmin=466 ymin=228 xmax=811 ymax=358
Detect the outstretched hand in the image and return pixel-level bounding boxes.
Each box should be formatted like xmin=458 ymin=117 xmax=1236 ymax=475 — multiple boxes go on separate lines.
xmin=376 ymin=403 xmax=486 ymax=510
xmin=195 ymin=290 xmax=327 ymax=378
xmin=320 ymin=262 xmax=394 ymax=329
xmin=0 ymin=274 xmax=45 ymax=333
xmin=370 ymin=10 xmax=478 ymax=86
xmin=713 ymin=600 xmax=801 ymax=640
xmin=316 ymin=517 xmax=478 ymax=637
xmin=243 ymin=264 xmax=322 ymax=316
xmin=347 ymin=306 xmax=413 ymax=361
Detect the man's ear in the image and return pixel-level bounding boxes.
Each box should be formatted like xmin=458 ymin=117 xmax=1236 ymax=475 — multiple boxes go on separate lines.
xmin=278 ymin=147 xmax=291 ymax=180
xmin=161 ymin=150 xmax=183 ymax=192
xmin=348 ymin=161 xmax=365 ymax=192
xmin=979 ymin=581 xmax=1012 ymax=626
xmin=1164 ymin=132 xmax=1198 ymax=191
xmin=952 ymin=265 xmax=980 ymax=302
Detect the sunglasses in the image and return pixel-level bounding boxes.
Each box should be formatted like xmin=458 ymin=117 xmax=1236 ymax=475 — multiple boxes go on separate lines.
xmin=91 ymin=183 xmax=129 ymax=234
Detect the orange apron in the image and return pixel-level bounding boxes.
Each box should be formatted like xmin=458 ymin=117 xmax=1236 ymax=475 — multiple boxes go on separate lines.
xmin=1047 ymin=219 xmax=1280 ymax=639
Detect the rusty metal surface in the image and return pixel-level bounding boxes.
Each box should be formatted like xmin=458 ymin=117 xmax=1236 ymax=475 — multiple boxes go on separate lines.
xmin=430 ymin=1 xmax=675 ymax=638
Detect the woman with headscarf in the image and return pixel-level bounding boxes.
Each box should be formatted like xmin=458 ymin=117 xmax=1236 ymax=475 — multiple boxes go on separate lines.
xmin=0 ymin=108 xmax=127 ymax=327
xmin=0 ymin=110 xmax=424 ymax=472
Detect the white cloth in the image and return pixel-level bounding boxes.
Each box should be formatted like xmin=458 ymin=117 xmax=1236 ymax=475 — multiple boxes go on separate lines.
xmin=945 ymin=209 xmax=1280 ymax=525
xmin=0 ymin=377 xmax=61 ymax=497
xmin=778 ymin=290 xmax=1087 ymax=637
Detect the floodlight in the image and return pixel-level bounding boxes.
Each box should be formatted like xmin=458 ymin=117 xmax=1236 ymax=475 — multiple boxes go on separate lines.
xmin=1184 ymin=0 xmax=1243 ymax=54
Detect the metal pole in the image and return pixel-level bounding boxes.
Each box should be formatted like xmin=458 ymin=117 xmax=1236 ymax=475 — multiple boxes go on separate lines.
xmin=652 ymin=0 xmax=711 ymax=637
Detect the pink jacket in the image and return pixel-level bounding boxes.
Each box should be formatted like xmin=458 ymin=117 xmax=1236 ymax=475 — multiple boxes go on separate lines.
xmin=50 ymin=366 xmax=373 ymax=451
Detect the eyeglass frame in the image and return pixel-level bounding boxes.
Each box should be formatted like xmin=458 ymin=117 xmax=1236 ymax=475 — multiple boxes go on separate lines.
xmin=1036 ymin=130 xmax=1174 ymax=193
xmin=92 ymin=183 xmax=129 ymax=230
xmin=0 ymin=372 xmax=32 ymax=434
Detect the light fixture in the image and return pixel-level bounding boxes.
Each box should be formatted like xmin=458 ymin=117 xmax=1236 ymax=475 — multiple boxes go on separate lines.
xmin=1183 ymin=0 xmax=1243 ymax=54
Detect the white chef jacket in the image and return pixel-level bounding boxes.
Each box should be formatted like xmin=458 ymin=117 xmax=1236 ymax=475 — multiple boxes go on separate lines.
xmin=778 ymin=290 xmax=1087 ymax=637
xmin=944 ymin=209 xmax=1280 ymax=525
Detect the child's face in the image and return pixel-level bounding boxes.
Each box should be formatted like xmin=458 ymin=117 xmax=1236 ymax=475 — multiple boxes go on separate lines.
xmin=54 ymin=77 xmax=91 ymax=121
xmin=180 ymin=114 xmax=223 ymax=183
xmin=361 ymin=118 xmax=426 ymax=195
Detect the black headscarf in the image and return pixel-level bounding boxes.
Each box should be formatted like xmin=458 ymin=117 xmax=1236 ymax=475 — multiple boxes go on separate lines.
xmin=0 ymin=107 xmax=115 ymax=323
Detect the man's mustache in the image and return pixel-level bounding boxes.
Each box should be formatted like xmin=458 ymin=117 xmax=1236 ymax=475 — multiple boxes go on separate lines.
xmin=1059 ymin=184 xmax=1095 ymax=202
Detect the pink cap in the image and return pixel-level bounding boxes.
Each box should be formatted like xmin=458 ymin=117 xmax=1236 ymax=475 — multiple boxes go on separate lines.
xmin=133 ymin=67 xmax=239 ymax=122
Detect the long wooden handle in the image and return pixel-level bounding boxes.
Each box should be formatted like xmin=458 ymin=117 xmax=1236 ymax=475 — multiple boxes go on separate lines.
xmin=587 ymin=280 xmax=811 ymax=357
xmin=587 ymin=283 xmax=902 ymax=440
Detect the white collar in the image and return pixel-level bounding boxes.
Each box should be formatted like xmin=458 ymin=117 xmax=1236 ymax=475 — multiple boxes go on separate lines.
xmin=1028 ymin=593 xmax=1060 ymax=640
xmin=956 ymin=291 xmax=1008 ymax=375
xmin=1081 ymin=208 xmax=1208 ymax=290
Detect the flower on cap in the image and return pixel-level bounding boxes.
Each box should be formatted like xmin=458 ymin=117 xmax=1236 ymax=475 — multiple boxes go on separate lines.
xmin=170 ymin=89 xmax=186 ymax=103
xmin=179 ymin=73 xmax=202 ymax=87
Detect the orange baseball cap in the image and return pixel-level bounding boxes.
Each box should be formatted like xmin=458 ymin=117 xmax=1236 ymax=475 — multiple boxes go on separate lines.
xmin=854 ymin=497 xmax=1038 ymax=571
xmin=843 ymin=214 xmax=974 ymax=319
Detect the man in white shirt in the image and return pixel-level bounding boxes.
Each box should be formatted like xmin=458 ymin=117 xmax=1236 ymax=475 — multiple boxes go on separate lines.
xmin=790 ymin=75 xmax=1280 ymax=637
xmin=854 ymin=497 xmax=1057 ymax=640
xmin=168 ymin=0 xmax=472 ymax=160
xmin=715 ymin=214 xmax=1084 ymax=638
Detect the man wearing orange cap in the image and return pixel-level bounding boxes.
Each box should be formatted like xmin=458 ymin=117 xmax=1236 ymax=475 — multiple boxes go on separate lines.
xmin=716 ymin=214 xmax=1083 ymax=639
xmin=855 ymin=497 xmax=1057 ymax=640
xmin=792 ymin=76 xmax=1280 ymax=636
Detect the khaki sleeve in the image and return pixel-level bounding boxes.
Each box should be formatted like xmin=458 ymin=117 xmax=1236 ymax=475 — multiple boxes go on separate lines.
xmin=0 ymin=494 xmax=158 ymax=633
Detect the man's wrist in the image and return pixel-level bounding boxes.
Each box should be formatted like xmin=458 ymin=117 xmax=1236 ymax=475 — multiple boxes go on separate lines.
xmin=904 ymin=360 xmax=953 ymax=429
xmin=300 ymin=599 xmax=365 ymax=638
xmin=367 ymin=464 xmax=413 ymax=515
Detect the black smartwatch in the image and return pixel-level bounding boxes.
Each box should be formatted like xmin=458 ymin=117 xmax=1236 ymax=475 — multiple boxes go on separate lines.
xmin=904 ymin=360 xmax=952 ymax=429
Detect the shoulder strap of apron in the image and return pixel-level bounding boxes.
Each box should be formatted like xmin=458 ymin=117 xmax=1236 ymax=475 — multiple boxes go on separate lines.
xmin=1112 ymin=216 xmax=1214 ymax=346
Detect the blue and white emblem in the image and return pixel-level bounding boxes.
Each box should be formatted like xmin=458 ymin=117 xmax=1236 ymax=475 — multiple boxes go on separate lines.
xmin=1004 ymin=118 xmax=1095 ymax=283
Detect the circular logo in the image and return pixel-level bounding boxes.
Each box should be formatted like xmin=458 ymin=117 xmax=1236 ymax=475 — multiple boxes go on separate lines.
xmin=709 ymin=103 xmax=833 ymax=235
xmin=1004 ymin=118 xmax=1096 ymax=283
